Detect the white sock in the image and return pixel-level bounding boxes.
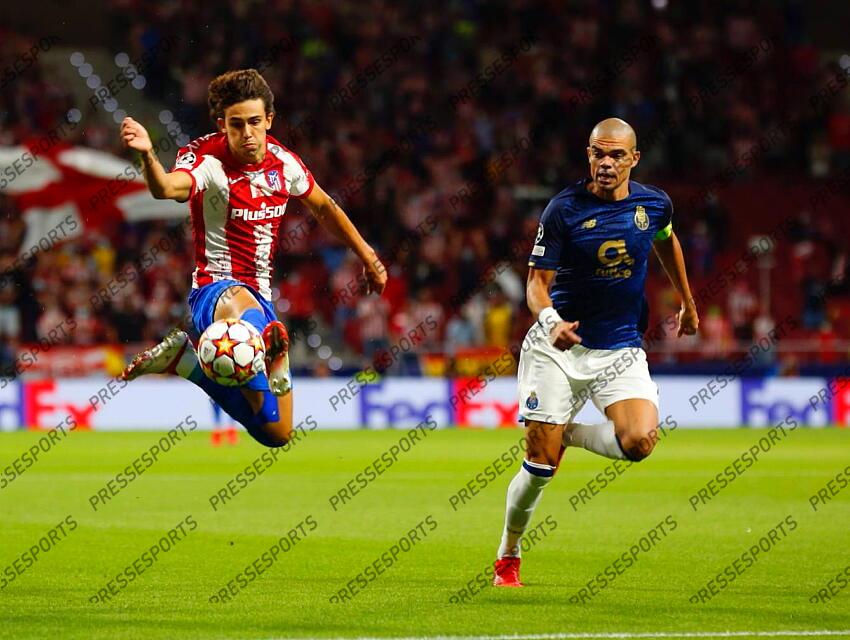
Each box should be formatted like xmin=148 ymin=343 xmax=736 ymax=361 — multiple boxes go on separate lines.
xmin=563 ymin=420 xmax=627 ymax=460
xmin=174 ymin=344 xmax=201 ymax=380
xmin=497 ymin=460 xmax=554 ymax=558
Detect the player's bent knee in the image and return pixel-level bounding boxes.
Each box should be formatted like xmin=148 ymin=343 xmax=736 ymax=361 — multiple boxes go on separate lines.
xmin=618 ymin=424 xmax=658 ymax=461
xmin=249 ymin=420 xmax=292 ymax=448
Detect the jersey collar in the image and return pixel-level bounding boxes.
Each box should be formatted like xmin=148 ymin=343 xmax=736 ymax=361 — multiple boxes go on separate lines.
xmin=583 ymin=177 xmax=634 ymax=202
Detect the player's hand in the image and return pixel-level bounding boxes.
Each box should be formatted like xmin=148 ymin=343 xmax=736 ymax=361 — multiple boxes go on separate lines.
xmin=120 ymin=117 xmax=153 ymax=153
xmin=550 ymin=320 xmax=582 ymax=351
xmin=677 ymin=304 xmax=699 ymax=337
xmin=362 ymin=252 xmax=387 ymax=295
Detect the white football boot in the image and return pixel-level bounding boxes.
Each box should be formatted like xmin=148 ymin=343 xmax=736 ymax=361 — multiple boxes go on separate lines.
xmin=120 ymin=328 xmax=190 ymax=381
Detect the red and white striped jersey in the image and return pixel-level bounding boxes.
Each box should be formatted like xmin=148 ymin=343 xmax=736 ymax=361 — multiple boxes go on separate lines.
xmin=170 ymin=132 xmax=314 ymax=300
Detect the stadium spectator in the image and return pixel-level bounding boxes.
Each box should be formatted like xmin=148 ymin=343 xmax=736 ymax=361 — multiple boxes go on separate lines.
xmin=1 ymin=1 xmax=849 ymax=372
xmin=0 ymin=286 xmax=20 ymax=339
xmin=356 ymin=295 xmax=390 ymax=360
xmin=279 ymin=264 xmax=321 ymax=343
xmin=445 ymin=305 xmax=477 ymax=356
xmin=727 ymin=281 xmax=758 ymax=341
xmin=483 ymin=287 xmax=513 ymax=349
xmin=699 ymin=305 xmax=734 ymax=360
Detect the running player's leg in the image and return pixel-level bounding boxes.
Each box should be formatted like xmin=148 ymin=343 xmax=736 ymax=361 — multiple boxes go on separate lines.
xmin=494 ymin=323 xmax=579 ymax=587
xmin=213 ymin=285 xmax=293 ymax=446
xmin=497 ymin=420 xmax=563 ymax=560
xmin=603 ymin=398 xmax=659 ymax=461
xmin=563 ymin=347 xmax=660 ymax=461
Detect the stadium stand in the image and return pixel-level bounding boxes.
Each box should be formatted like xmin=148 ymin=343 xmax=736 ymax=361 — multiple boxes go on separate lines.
xmin=1 ymin=1 xmax=849 ymax=377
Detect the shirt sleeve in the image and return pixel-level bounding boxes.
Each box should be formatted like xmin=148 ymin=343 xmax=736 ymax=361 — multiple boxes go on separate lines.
xmin=654 ymin=192 xmax=674 ymax=241
xmin=171 ymin=146 xmax=216 ymax=197
xmin=281 ymin=149 xmax=315 ymax=199
xmin=528 ymin=198 xmax=565 ymax=270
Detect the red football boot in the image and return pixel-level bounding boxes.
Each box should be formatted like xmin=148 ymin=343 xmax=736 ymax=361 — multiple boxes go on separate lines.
xmin=493 ymin=556 xmax=523 ymax=587
xmin=262 ymin=320 xmax=291 ymax=395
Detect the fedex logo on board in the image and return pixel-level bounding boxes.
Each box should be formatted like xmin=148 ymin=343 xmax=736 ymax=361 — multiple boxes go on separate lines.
xmin=0 ymin=380 xmax=233 ymax=431
xmin=741 ymin=378 xmax=831 ymax=426
xmin=449 ymin=378 xmax=519 ymax=428
xmin=0 ymin=380 xmax=95 ymax=430
xmin=359 ymin=380 xmax=452 ymax=428
xmin=358 ymin=378 xmax=520 ymax=428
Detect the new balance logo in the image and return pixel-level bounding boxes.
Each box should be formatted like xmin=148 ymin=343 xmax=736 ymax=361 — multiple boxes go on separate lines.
xmin=231 ymin=205 xmax=286 ymax=221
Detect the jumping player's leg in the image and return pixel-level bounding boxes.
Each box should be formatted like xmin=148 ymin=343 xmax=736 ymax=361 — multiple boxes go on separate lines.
xmin=121 ymin=328 xmax=265 ymax=441
xmin=213 ymin=285 xmax=293 ymax=446
xmin=121 ymin=280 xmax=294 ymax=447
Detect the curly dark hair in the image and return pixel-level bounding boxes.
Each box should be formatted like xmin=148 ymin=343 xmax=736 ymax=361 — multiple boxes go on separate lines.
xmin=207 ymin=69 xmax=275 ymax=123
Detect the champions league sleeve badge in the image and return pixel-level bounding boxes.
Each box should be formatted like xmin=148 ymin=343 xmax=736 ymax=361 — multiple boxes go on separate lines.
xmin=174 ymin=152 xmax=196 ymax=169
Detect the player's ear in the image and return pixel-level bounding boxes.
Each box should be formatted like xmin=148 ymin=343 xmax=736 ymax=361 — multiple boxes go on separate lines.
xmin=586 ymin=146 xmax=592 ymax=162
xmin=216 ymin=117 xmax=226 ymax=134
xmin=631 ymin=149 xmax=641 ymax=167
xmin=265 ymin=111 xmax=274 ymax=129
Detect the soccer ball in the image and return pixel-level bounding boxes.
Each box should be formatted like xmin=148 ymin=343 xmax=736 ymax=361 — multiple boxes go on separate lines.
xmin=197 ymin=319 xmax=266 ymax=387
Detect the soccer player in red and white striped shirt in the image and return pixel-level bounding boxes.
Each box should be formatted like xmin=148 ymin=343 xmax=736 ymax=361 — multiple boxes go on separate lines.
xmin=119 ymin=69 xmax=386 ymax=447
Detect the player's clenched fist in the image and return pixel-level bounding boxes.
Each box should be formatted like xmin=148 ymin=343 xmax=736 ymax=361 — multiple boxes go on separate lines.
xmin=677 ymin=304 xmax=699 ymax=337
xmin=120 ymin=116 xmax=153 ymax=153
xmin=549 ymin=320 xmax=582 ymax=351
xmin=362 ymin=254 xmax=388 ymax=295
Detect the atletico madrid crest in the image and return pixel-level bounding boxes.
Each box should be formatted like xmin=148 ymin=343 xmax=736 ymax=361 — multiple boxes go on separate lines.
xmin=266 ymin=169 xmax=281 ymax=191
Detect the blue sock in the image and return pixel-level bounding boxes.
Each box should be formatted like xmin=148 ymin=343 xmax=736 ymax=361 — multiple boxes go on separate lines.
xmin=255 ymin=390 xmax=280 ymax=425
xmin=240 ymin=307 xmax=267 ymax=335
xmin=188 ymin=365 xmax=284 ymax=446
xmin=185 ymin=365 xmax=256 ymax=429
xmin=239 ymin=391 xmax=284 ymax=447
xmin=238 ymin=307 xmax=279 ymax=429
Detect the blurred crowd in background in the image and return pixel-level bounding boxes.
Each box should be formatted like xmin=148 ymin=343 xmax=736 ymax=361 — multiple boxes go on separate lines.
xmin=1 ymin=0 xmax=849 ymax=376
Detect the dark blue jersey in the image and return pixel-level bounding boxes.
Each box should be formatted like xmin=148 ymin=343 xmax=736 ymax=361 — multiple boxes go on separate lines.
xmin=528 ymin=178 xmax=673 ymax=350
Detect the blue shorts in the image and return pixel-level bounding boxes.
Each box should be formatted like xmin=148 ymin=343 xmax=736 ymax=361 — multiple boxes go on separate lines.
xmin=187 ymin=279 xmax=276 ymax=391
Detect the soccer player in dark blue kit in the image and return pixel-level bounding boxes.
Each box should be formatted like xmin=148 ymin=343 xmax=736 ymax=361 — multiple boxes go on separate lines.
xmin=493 ymin=118 xmax=699 ymax=586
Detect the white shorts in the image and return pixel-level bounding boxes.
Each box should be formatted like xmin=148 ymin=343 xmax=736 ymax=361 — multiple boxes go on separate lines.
xmin=517 ymin=322 xmax=658 ymax=425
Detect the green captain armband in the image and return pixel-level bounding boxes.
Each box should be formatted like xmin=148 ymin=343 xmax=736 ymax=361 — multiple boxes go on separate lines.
xmin=654 ymin=222 xmax=673 ymax=241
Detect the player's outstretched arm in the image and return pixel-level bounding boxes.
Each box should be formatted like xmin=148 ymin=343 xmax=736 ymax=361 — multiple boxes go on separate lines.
xmin=120 ymin=117 xmax=192 ymax=202
xmin=302 ymin=184 xmax=387 ymax=295
xmin=527 ymin=267 xmax=582 ymax=350
xmin=652 ymin=231 xmax=699 ymax=336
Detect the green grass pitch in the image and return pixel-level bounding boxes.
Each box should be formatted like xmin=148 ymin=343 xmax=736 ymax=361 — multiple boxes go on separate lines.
xmin=1 ymin=426 xmax=849 ymax=639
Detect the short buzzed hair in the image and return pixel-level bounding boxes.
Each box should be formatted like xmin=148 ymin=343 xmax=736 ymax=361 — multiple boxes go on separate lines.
xmin=589 ymin=118 xmax=637 ymax=150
